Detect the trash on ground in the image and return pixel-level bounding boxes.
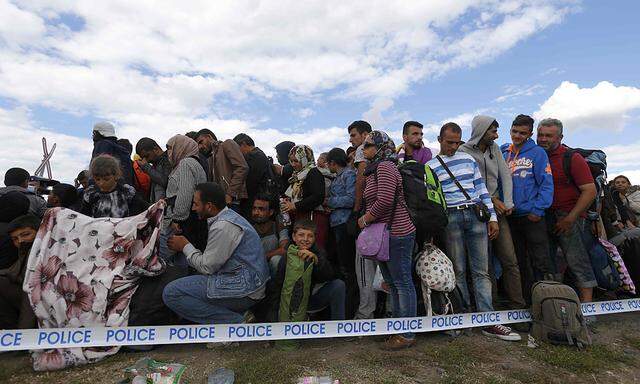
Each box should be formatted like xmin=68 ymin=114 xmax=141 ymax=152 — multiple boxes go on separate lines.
xmin=124 ymin=357 xmax=186 ymax=384
xmin=208 ymin=367 xmax=235 ymax=384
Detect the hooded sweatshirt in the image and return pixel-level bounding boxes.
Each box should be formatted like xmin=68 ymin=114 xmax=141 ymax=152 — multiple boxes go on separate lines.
xmin=501 ymin=138 xmax=554 ymax=217
xmin=459 ymin=115 xmax=514 ymax=210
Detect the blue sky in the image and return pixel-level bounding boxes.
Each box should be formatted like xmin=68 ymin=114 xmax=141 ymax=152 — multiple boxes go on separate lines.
xmin=0 ymin=0 xmax=639 ymax=183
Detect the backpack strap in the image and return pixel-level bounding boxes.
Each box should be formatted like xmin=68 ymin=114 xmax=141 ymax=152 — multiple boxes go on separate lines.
xmin=436 ymin=155 xmax=473 ymax=202
xmin=562 ymin=147 xmax=579 ymax=190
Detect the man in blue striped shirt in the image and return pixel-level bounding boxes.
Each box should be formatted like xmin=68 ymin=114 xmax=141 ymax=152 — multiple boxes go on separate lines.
xmin=427 ymin=122 xmax=520 ymax=342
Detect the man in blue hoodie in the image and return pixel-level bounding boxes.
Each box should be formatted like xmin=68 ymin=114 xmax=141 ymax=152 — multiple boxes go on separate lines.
xmin=501 ymin=115 xmax=554 ymax=302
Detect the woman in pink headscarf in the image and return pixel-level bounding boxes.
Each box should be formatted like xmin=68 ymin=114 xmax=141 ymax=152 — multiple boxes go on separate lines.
xmin=161 ymin=135 xmax=208 ymax=265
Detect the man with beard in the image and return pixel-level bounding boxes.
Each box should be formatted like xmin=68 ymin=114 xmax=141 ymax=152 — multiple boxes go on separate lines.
xmin=250 ymin=194 xmax=289 ymax=276
xmin=196 ymin=129 xmax=249 ymax=212
xmin=397 ymin=121 xmax=433 ymax=164
xmin=163 ymin=182 xmax=269 ymax=325
xmin=459 ymin=115 xmax=525 ymax=312
xmin=0 ymin=214 xmax=39 ymax=329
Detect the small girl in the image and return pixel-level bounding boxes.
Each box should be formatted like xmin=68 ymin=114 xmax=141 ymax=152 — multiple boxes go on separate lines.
xmin=81 ymin=154 xmax=148 ymax=218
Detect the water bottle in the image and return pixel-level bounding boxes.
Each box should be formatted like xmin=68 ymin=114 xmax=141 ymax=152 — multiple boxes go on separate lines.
xmin=280 ymin=197 xmax=291 ymax=226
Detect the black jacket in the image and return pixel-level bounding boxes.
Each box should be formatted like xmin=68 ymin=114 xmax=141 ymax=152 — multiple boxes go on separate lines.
xmin=244 ymin=147 xmax=272 ymax=200
xmin=293 ymin=167 xmax=325 ymax=213
xmin=92 ymin=138 xmax=134 ymax=185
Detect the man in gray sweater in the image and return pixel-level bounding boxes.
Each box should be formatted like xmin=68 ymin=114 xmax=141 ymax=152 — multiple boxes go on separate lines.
xmin=460 ymin=115 xmax=525 ymax=310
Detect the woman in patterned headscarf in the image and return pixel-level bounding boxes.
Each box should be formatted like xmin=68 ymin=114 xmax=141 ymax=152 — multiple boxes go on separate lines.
xmin=282 ymin=145 xmax=329 ymax=249
xmin=359 ymin=130 xmax=417 ymax=350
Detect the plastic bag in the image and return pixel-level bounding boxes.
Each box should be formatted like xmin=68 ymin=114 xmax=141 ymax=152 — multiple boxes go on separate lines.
xmin=124 ymin=357 xmax=186 ymax=384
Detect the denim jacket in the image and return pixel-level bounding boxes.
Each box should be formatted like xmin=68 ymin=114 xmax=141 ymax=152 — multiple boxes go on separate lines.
xmin=327 ymin=167 xmax=356 ymax=227
xmin=206 ymin=208 xmax=270 ymax=299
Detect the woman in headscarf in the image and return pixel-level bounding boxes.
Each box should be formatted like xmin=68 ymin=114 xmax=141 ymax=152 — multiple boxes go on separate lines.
xmin=162 ymin=135 xmax=208 ymax=266
xmin=358 ymin=131 xmax=416 ymax=350
xmin=281 ymin=145 xmax=328 ymax=249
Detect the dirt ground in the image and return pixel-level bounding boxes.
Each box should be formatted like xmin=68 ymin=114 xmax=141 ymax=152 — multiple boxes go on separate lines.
xmin=1 ymin=313 xmax=639 ymax=384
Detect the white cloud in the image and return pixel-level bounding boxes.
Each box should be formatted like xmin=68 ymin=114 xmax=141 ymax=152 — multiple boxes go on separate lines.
xmin=0 ymin=1 xmax=578 ymax=180
xmin=295 ymin=108 xmax=315 ymax=119
xmin=495 ymin=84 xmax=545 ymax=103
xmin=535 ymin=81 xmax=640 ymax=132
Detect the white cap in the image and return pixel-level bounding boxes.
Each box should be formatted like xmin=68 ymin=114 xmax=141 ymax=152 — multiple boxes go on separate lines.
xmin=93 ymin=121 xmax=116 ymax=137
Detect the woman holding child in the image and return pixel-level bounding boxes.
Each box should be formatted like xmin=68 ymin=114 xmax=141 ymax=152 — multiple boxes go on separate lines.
xmin=358 ymin=130 xmax=417 ymax=350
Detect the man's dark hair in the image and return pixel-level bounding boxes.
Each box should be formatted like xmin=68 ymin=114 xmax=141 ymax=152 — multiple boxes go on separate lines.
xmin=253 ymin=192 xmax=275 ymax=210
xmin=402 ymin=121 xmax=424 ymax=135
xmin=77 ymin=170 xmax=88 ymax=180
xmin=135 ymin=137 xmax=161 ymax=155
xmin=233 ymin=133 xmax=255 ymax=147
xmin=195 ymin=182 xmax=227 ymax=210
xmin=512 ymin=114 xmax=535 ymax=132
xmin=293 ymin=218 xmax=317 ymax=234
xmin=439 ymin=122 xmax=462 ymax=137
xmin=347 ymin=120 xmax=372 ymax=135
xmin=116 ymin=139 xmax=133 ymax=155
xmin=52 ymin=183 xmax=79 ymax=208
xmin=185 ymin=131 xmax=198 ymax=140
xmin=7 ymin=214 xmax=41 ymax=233
xmin=4 ymin=168 xmax=30 ymax=187
xmin=196 ymin=128 xmax=217 ymax=141
xmin=326 ymin=148 xmax=348 ymax=167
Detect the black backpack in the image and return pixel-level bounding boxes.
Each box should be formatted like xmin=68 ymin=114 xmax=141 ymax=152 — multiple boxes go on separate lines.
xmin=562 ymin=146 xmax=607 ymax=222
xmin=397 ymin=160 xmax=448 ymax=237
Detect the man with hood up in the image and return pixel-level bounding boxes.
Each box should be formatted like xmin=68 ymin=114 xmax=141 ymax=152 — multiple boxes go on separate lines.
xmin=459 ymin=115 xmax=525 ymax=311
xmin=91 ymin=121 xmax=134 ymax=185
xmin=501 ymin=115 xmax=554 ymax=302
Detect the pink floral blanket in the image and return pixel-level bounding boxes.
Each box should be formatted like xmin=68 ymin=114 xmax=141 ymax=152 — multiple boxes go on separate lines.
xmin=23 ymin=201 xmax=166 ymax=371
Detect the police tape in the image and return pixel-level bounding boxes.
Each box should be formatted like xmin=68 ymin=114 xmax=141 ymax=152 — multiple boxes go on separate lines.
xmin=1 ymin=298 xmax=639 ymax=351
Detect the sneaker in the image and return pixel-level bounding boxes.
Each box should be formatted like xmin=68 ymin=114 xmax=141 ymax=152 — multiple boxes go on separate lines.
xmin=482 ymin=325 xmax=522 ymax=342
xmin=380 ymin=334 xmax=416 ymax=351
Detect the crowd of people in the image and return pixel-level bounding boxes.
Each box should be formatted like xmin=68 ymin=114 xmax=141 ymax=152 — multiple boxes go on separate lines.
xmin=1 ymin=114 xmax=639 ymax=362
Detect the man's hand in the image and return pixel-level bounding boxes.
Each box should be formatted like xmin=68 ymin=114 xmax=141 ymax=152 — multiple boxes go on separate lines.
xmin=297 ymin=249 xmax=318 ymax=264
xmin=136 ymin=158 xmax=148 ymax=167
xmin=488 ymin=221 xmax=499 ymax=240
xmin=167 ymin=235 xmax=189 ymax=252
xmin=554 ymin=214 xmax=576 ymax=235
xmin=225 ymin=194 xmax=234 ymax=205
xmin=492 ymin=197 xmax=509 ymax=216
xmin=527 ymin=214 xmax=542 ymax=223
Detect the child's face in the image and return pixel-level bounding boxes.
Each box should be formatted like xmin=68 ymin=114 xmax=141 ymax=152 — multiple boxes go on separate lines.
xmin=292 ymin=228 xmax=315 ymax=250
xmin=94 ymin=174 xmax=118 ymax=193
xmin=10 ymin=227 xmax=37 ymax=248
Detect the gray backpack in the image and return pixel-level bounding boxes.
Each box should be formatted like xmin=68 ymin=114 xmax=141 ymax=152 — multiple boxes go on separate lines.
xmin=530 ymin=281 xmax=592 ymax=348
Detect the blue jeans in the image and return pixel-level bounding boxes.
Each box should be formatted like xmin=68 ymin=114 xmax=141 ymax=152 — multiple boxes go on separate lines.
xmin=379 ymin=232 xmax=417 ymax=339
xmin=162 ymin=275 xmax=257 ymax=324
xmin=308 ymin=279 xmax=346 ymax=320
xmin=159 ymin=227 xmax=188 ymax=268
xmin=445 ymin=209 xmax=493 ymax=313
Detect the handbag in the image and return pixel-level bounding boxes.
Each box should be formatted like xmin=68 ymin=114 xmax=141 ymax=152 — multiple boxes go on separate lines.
xmin=436 ymin=155 xmax=491 ymax=223
xmin=355 ymin=167 xmax=399 ymax=262
xmin=356 ymin=222 xmax=391 ymax=262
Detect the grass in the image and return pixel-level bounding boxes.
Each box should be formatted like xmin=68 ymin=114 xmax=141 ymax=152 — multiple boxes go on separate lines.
xmin=525 ymin=343 xmax=634 ymax=374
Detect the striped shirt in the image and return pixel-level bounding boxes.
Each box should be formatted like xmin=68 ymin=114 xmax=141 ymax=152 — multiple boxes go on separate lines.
xmin=427 ymin=152 xmax=497 ymax=222
xmin=166 ymin=157 xmax=208 ymax=222
xmin=364 ymin=161 xmax=415 ymax=237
